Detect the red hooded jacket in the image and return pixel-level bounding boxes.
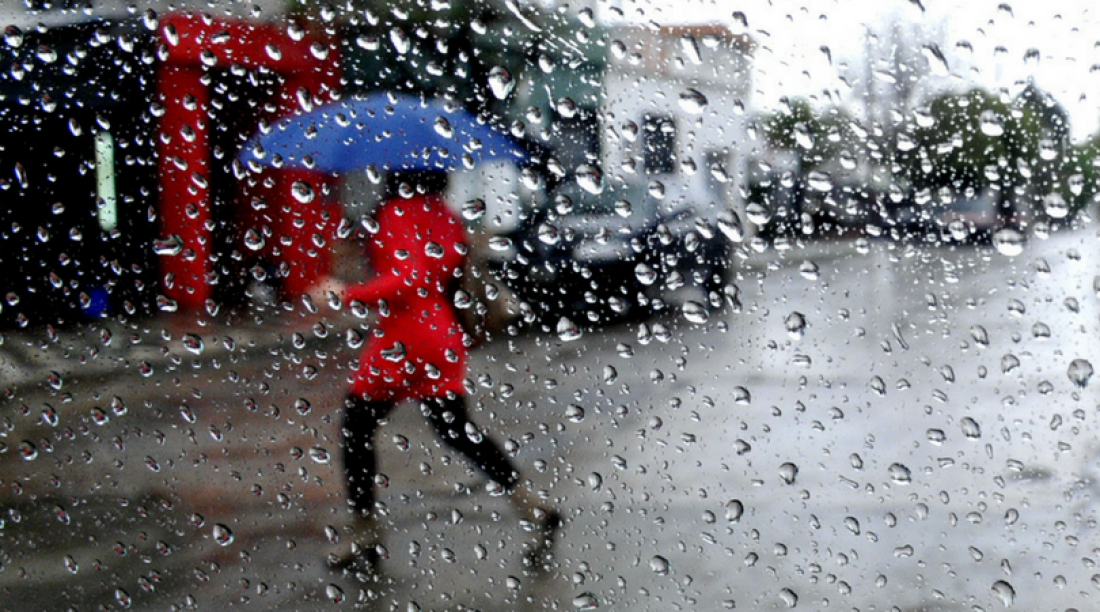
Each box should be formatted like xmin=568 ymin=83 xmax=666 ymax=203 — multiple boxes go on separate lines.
xmin=344 ymin=194 xmax=468 ymax=402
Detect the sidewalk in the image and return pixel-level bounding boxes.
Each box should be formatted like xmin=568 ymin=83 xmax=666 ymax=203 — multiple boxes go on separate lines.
xmin=0 ymin=301 xmax=349 ymax=393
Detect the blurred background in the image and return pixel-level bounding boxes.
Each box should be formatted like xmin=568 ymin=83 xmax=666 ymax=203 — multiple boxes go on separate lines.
xmin=1 ymin=1 xmax=1099 ymax=611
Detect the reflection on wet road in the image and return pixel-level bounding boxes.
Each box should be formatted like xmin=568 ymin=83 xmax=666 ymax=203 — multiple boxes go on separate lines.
xmin=1 ymin=229 xmax=1098 ymax=611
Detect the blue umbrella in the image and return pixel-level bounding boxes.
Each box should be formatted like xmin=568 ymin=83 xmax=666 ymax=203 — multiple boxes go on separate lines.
xmin=240 ymin=92 xmax=528 ymax=174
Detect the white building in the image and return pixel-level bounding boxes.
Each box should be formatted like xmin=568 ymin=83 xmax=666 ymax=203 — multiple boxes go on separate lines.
xmin=599 ymin=24 xmax=754 ymax=238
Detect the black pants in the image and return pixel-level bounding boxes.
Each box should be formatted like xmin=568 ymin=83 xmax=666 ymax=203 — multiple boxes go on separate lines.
xmin=341 ymin=395 xmax=520 ymax=515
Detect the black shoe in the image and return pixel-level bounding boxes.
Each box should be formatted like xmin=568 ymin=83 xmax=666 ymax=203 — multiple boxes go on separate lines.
xmin=524 ymin=510 xmax=562 ymax=571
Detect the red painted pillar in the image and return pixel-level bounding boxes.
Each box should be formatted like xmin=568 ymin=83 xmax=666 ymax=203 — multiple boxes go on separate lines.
xmin=155 ymin=63 xmax=211 ymax=310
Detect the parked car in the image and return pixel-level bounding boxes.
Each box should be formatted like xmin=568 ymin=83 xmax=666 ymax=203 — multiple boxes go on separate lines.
xmin=493 ymin=181 xmax=731 ymax=320
xmin=933 ymin=191 xmax=1001 ymax=242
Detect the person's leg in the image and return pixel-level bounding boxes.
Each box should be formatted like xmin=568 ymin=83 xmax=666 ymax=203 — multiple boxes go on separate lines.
xmin=332 ymin=394 xmax=394 ymax=570
xmin=342 ymin=394 xmax=394 ymax=516
xmin=422 ymin=395 xmax=561 ymax=567
xmin=421 ymin=395 xmax=520 ymax=492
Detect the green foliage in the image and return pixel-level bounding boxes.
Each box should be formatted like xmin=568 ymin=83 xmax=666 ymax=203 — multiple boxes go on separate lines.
xmin=758 ymin=98 xmax=857 ymax=172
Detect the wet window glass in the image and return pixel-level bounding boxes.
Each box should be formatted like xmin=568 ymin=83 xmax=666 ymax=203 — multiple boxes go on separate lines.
xmin=0 ymin=1 xmax=1097 ymax=611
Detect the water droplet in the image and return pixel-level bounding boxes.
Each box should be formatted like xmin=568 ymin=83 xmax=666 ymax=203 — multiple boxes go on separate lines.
xmin=779 ymin=462 xmax=798 ymax=485
xmin=291 ymin=180 xmax=315 ymax=204
xmin=433 ymin=116 xmax=453 ymax=139
xmin=488 ymin=236 xmax=513 ymax=252
xmin=733 ymin=386 xmax=751 ymax=405
xmin=212 ymin=524 xmax=234 ymax=546
xmin=888 ymin=463 xmax=912 ymax=484
xmin=556 ymin=97 xmax=578 ymax=118
xmin=565 ymin=404 xmax=585 ymax=423
xmin=1068 ymin=359 xmax=1093 ymax=388
xmin=1043 ymin=193 xmax=1069 ymax=219
xmin=153 ymin=235 xmax=183 ymax=256
xmin=680 ymin=35 xmax=702 ymax=65
xmin=425 ymin=241 xmax=444 ymax=259
xmin=960 ymin=417 xmax=981 ymax=439
xmin=922 ymin=43 xmax=949 ymax=75
xmin=725 ymin=499 xmax=744 ymax=522
xmin=243 ymin=228 xmax=264 ymax=251
xmin=844 ymin=516 xmax=861 ymax=535
xmin=779 ymin=588 xmax=798 ymax=608
xmin=603 ymin=365 xmax=618 ymax=384
xmin=488 ymin=66 xmax=515 ymax=100
xmin=784 ymin=312 xmax=806 ymax=339
xmin=807 ymin=171 xmax=833 ymax=192
xmin=717 ymin=210 xmax=744 ymax=242
xmin=572 ymin=592 xmax=599 ymax=610
xmin=307 ymin=446 xmax=331 ymax=464
xmin=325 ymin=584 xmax=345 ymax=603
xmin=799 ymin=261 xmax=820 ymax=280
xmin=163 ymin=24 xmax=179 ymax=46
xmin=979 ymin=110 xmax=1004 ymax=136
xmin=19 ymin=440 xmax=37 ymax=461
xmin=461 ymin=198 xmax=486 ymax=221
xmin=970 ymin=325 xmax=989 ymax=347
xmin=682 ymin=301 xmax=709 ymax=324
xmin=576 ymin=164 xmax=605 ymax=195
xmin=650 ymin=555 xmax=671 ymax=575
xmin=538 ymin=223 xmax=561 ymax=245
xmin=557 ymin=317 xmax=582 ymax=342
xmin=182 ymin=333 xmax=204 ymax=355
xmin=745 ymin=202 xmax=771 ymax=226
xmin=4 ymin=25 xmax=23 ymax=48
xmin=991 ymin=580 xmax=1015 ymax=607
xmin=115 ymin=588 xmax=132 ymax=608
xmin=390 ymin=27 xmax=410 ymax=54
xmin=678 ymin=88 xmax=708 ymax=114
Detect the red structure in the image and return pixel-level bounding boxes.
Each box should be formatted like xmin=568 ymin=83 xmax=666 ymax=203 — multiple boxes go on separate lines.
xmin=155 ymin=13 xmax=341 ymax=310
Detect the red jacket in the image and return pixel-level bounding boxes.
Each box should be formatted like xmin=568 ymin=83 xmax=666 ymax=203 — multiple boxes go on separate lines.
xmin=344 ymin=195 xmax=468 ymax=401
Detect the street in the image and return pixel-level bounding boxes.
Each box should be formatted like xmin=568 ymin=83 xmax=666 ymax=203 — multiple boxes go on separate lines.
xmin=2 ymin=228 xmax=1099 ymax=611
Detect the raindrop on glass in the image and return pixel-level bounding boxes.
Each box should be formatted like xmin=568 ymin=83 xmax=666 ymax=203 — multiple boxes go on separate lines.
xmin=650 ymin=555 xmax=671 ymax=576
xmin=682 ymin=301 xmax=709 ymax=324
xmin=991 ymin=580 xmax=1015 ymax=607
xmin=778 ymin=462 xmax=798 ymax=485
xmin=725 ymin=499 xmax=744 ymax=522
xmin=557 ymin=317 xmax=582 ymax=342
xmin=960 ymin=417 xmax=981 ymax=439
xmin=678 ymin=88 xmax=708 ymax=114
xmin=291 ymin=180 xmax=315 ymax=204
xmin=488 ymin=66 xmax=515 ymax=100
xmin=888 ymin=463 xmax=912 ymax=484
xmin=462 ymin=199 xmax=486 ymax=221
xmin=212 ymin=524 xmax=234 ymax=547
xmin=1067 ymin=359 xmax=1093 ymax=388
xmin=575 ymin=164 xmax=605 ymax=195
xmin=572 ymin=593 xmax=599 ymax=610
xmin=784 ymin=312 xmax=806 ymax=339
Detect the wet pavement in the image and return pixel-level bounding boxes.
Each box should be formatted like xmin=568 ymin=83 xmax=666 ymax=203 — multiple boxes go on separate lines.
xmin=1 ymin=228 xmax=1099 ymax=611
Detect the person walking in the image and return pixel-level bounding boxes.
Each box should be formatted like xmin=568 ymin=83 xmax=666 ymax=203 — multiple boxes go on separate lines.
xmin=328 ymin=171 xmax=559 ymax=574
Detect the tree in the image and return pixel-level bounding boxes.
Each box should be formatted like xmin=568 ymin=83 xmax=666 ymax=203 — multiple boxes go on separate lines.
xmin=758 ymin=98 xmax=858 ymax=172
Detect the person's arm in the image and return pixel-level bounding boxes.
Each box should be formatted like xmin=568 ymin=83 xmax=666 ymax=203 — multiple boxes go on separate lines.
xmin=344 ymin=267 xmax=411 ymax=306
xmin=344 ymin=254 xmax=440 ymax=310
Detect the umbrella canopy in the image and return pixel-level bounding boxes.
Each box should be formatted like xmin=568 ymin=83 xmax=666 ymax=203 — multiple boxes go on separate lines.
xmin=240 ymin=93 xmax=528 ymax=174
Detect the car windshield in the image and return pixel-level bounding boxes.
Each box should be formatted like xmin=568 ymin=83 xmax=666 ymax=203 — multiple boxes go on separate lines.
xmin=2 ymin=2 xmax=1098 ymax=612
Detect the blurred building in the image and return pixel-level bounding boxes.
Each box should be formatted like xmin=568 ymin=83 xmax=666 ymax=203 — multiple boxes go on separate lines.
xmin=599 ymin=24 xmax=754 ymax=238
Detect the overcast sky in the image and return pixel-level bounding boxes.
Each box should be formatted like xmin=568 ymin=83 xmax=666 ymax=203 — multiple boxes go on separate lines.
xmin=599 ymin=0 xmax=1100 ymax=141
